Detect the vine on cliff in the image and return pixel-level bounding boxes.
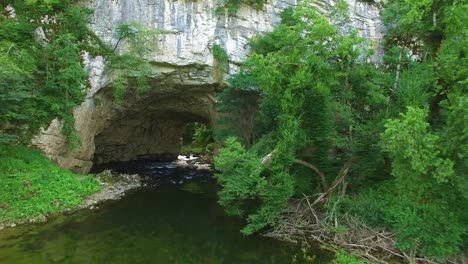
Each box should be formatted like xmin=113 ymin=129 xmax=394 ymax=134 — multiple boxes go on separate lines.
xmin=108 ymin=22 xmax=161 ymax=106
xmin=215 ymin=0 xmax=265 ymax=16
xmin=213 ymin=44 xmax=229 ymax=85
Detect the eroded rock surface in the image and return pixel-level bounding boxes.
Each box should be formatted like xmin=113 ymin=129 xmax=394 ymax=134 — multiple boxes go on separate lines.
xmin=32 ymin=0 xmax=383 ymax=173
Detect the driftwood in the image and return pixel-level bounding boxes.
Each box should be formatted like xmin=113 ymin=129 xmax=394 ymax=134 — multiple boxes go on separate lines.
xmin=264 ymin=196 xmax=465 ymax=264
xmin=260 ymin=152 xmax=465 ymax=263
xmin=261 ymin=150 xmax=276 ymax=165
xmin=294 ymin=156 xmax=356 ymax=204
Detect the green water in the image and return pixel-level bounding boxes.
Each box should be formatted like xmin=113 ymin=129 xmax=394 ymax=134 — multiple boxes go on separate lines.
xmin=0 ymin=182 xmax=332 ymax=264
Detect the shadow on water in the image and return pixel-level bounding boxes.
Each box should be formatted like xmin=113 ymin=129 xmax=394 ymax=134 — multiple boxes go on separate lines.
xmin=0 ymin=160 xmax=333 ymax=264
xmin=91 ymin=159 xmax=214 ymax=186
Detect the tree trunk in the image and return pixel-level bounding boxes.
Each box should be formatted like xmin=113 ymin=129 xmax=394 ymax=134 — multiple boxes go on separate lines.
xmin=393 ymin=45 xmax=404 ymax=93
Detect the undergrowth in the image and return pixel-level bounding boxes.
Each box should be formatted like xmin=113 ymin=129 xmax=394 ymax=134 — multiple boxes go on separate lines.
xmin=0 ymin=145 xmax=100 ymax=223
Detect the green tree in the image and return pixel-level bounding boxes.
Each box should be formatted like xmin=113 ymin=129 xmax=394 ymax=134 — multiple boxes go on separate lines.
xmin=214 ymin=1 xmax=379 ymax=234
xmin=214 ymin=72 xmax=260 ymax=147
xmin=215 ymin=0 xmax=467 ymax=259
xmin=43 ymin=34 xmax=87 ymax=140
xmin=380 ymin=107 xmax=465 ymax=258
xmin=0 ymin=0 xmax=99 ymax=144
xmin=0 ymin=51 xmax=35 ymax=143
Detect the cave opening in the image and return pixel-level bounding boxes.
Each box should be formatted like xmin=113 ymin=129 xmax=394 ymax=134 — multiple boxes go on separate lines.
xmin=90 ymin=118 xmax=214 ymax=184
xmin=92 ymin=114 xmax=212 ymax=165
xmin=89 ymin=83 xmax=217 ymax=167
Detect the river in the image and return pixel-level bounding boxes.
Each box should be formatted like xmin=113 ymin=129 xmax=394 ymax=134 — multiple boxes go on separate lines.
xmin=0 ymin=160 xmax=332 ymax=263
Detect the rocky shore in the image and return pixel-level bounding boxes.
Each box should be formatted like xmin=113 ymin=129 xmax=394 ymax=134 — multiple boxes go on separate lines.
xmin=80 ymin=170 xmax=142 ymax=209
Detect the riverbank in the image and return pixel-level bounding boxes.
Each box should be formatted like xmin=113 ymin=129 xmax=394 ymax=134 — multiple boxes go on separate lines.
xmin=0 ymin=148 xmax=213 ymax=232
xmin=81 ymin=171 xmax=142 ymax=209
xmin=0 ymin=167 xmax=143 ymax=231
xmin=0 ymin=145 xmax=100 ymax=230
xmin=265 ymin=198 xmax=467 ymax=264
xmin=0 ymin=176 xmax=318 ymax=264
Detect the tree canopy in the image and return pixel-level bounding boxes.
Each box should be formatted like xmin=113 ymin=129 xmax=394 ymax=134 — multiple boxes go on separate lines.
xmin=214 ymin=0 xmax=467 ymax=260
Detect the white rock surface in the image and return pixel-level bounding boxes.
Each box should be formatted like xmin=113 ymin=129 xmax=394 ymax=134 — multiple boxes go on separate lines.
xmin=32 ymin=0 xmax=383 ymax=173
xmin=90 ymin=0 xmax=383 ymax=69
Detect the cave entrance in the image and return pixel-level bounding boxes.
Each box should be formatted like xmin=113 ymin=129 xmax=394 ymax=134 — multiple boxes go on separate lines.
xmin=91 ymin=89 xmax=215 ymax=166
xmin=91 ymin=119 xmax=214 ymax=183
xmin=93 ymin=114 xmax=213 ymax=165
xmin=90 ymin=114 xmax=215 ymax=179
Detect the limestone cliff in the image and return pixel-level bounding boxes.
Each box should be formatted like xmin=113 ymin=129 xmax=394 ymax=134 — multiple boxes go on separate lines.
xmin=32 ymin=0 xmax=383 ymax=173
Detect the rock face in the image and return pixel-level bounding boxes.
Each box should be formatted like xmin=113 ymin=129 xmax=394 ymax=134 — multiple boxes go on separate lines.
xmin=90 ymin=0 xmax=383 ymax=66
xmin=32 ymin=0 xmax=383 ymax=173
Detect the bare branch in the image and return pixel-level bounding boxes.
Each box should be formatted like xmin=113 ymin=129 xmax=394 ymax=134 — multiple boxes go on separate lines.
xmin=294 ymin=159 xmax=329 ymax=191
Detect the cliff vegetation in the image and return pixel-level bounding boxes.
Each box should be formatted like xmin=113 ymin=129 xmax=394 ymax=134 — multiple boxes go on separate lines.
xmin=214 ymin=0 xmax=467 ymax=262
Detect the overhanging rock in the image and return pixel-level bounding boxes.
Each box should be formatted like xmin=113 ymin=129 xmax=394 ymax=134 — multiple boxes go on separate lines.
xmin=32 ymin=0 xmax=383 ymax=173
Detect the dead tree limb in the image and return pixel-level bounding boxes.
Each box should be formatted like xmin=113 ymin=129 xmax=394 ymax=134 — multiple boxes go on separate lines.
xmin=294 ymin=159 xmax=329 ymax=191
xmin=313 ymin=157 xmax=357 ymax=205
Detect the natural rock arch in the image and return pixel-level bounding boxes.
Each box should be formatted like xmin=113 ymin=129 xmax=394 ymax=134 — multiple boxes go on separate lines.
xmin=92 ymin=88 xmax=216 ymax=165
xmin=31 ymin=0 xmax=382 ymax=173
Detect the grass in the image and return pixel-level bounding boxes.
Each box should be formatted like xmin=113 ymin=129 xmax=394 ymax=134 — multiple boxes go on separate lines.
xmin=0 ymin=144 xmax=100 ymax=223
xmin=332 ymin=251 xmax=366 ymax=264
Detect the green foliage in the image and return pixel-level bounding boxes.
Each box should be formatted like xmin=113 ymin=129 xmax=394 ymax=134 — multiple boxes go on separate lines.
xmin=0 ymin=145 xmax=100 ymax=223
xmin=214 ymin=2 xmax=382 ymax=234
xmin=214 ymin=137 xmax=295 ymax=234
xmin=378 ymin=107 xmax=465 ymax=258
xmin=0 ymin=0 xmax=99 ymax=145
xmin=332 ymin=251 xmax=365 ymax=264
xmin=335 ymin=0 xmax=468 ymax=259
xmin=0 ymin=50 xmax=35 ymax=143
xmin=215 ymin=0 xmax=265 ymax=16
xmin=212 ymin=44 xmax=229 ymax=84
xmin=441 ymin=94 xmax=468 ymax=190
xmin=181 ymin=123 xmax=214 ymax=154
xmin=113 ymin=22 xmax=160 ymax=56
xmin=381 ymin=107 xmax=453 ymax=185
xmin=25 ymin=0 xmax=62 ymax=8
xmin=193 ymin=124 xmax=213 ymax=147
xmin=58 ymin=6 xmax=94 ymax=40
xmin=108 ymin=22 xmax=161 ymax=105
xmin=214 ymin=72 xmax=260 ymax=146
xmin=43 ymin=33 xmax=88 ymax=147
xmin=0 ymin=17 xmax=35 ymax=45
xmin=214 ymin=0 xmax=467 ymax=260
xmin=0 ymin=1 xmax=163 ymax=143
xmin=109 ymin=54 xmax=153 ymax=105
xmin=337 ymin=108 xmax=467 ymax=259
xmin=338 ymin=180 xmax=466 ymax=259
